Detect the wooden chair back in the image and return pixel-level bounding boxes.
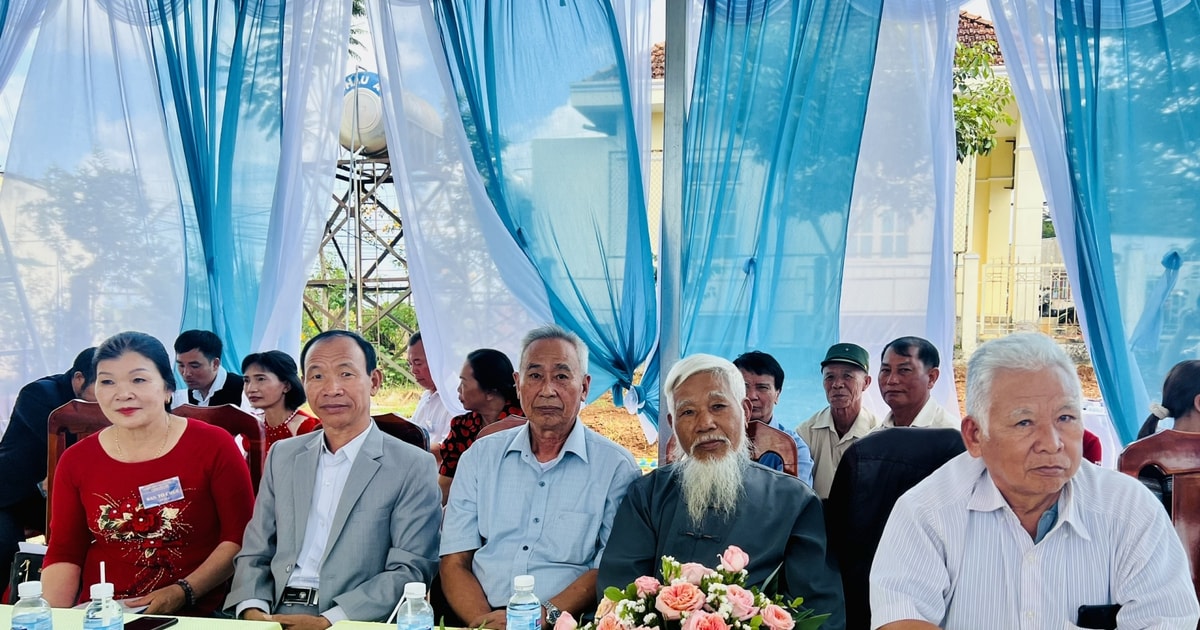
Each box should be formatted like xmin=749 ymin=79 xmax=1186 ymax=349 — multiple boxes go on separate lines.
xmin=476 ymin=416 xmax=526 ymax=440
xmin=46 ymin=400 xmax=110 ymax=538
xmin=746 ymin=420 xmax=799 ymax=477
xmin=372 ymin=413 xmax=430 ymax=451
xmin=173 ymin=404 xmax=265 ymax=494
xmin=1119 ymin=429 xmax=1200 ymax=600
xmin=663 ymin=420 xmax=799 ymax=477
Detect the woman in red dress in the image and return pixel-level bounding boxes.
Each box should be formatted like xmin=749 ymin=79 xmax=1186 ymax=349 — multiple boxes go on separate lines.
xmin=436 ymin=348 xmax=524 ymax=503
xmin=42 ymin=331 xmax=254 ymax=615
xmin=242 ymin=350 xmax=320 ymax=451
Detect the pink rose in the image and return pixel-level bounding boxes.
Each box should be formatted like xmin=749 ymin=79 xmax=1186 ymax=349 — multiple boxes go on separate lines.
xmin=724 ymin=585 xmax=758 ymax=621
xmin=635 ymin=576 xmax=662 ymax=597
xmin=682 ymin=610 xmax=730 ymax=630
xmin=597 ymin=614 xmax=625 ymax=630
xmin=760 ymin=604 xmax=795 ymax=630
xmin=679 ymin=562 xmax=711 ymax=585
xmin=554 ymin=612 xmax=578 ymax=630
xmin=718 ymin=546 xmax=749 ymax=573
xmin=596 ymin=597 xmax=618 ymax=619
xmin=655 ymin=582 xmax=706 ymax=620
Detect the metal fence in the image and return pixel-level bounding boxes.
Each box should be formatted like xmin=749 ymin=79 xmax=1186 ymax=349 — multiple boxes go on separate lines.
xmin=957 ymin=255 xmax=1081 ymax=350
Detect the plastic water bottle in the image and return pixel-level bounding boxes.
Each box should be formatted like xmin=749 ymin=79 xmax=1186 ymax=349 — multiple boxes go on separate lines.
xmin=11 ymin=580 xmax=53 ymax=630
xmin=506 ymin=575 xmax=541 ymax=630
xmin=395 ymin=582 xmax=435 ymax=630
xmin=82 ymin=581 xmax=123 ymax=630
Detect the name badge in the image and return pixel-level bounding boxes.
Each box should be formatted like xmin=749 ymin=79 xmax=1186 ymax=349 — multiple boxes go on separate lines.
xmin=138 ymin=477 xmax=185 ymax=509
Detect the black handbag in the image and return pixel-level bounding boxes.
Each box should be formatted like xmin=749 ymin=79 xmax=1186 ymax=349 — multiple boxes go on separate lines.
xmin=6 ymin=549 xmax=45 ymax=603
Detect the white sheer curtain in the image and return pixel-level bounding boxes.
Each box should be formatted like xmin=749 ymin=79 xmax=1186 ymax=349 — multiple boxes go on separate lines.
xmin=251 ymin=0 xmax=351 ymax=357
xmin=0 ymin=0 xmax=187 ymax=409
xmin=841 ymin=0 xmax=963 ymax=417
xmin=367 ymin=0 xmax=550 ymax=415
xmin=0 ymin=0 xmax=43 ymax=89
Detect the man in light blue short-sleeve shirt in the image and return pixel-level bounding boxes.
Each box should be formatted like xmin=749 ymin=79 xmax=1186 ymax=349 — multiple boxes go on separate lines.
xmin=440 ymin=325 xmax=640 ymax=630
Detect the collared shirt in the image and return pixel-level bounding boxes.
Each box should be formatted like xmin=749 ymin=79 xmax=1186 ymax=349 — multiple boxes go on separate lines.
xmin=796 ymin=406 xmax=878 ymax=499
xmin=441 ymin=420 xmax=641 ymax=608
xmin=172 ymin=366 xmax=234 ymax=408
xmin=870 ymin=453 xmax=1199 ymax=629
xmin=411 ymin=389 xmax=453 ymax=445
xmin=880 ymin=397 xmax=959 ymax=429
xmin=236 ymin=426 xmax=371 ymax=624
xmin=761 ymin=418 xmax=815 ymax=487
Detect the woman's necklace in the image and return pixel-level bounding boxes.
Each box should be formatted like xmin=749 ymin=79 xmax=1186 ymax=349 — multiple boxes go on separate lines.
xmin=268 ymin=408 xmax=301 ymax=429
xmin=114 ymin=417 xmax=173 ymax=461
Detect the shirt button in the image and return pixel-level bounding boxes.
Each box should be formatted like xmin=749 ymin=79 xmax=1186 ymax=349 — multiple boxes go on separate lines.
xmin=539 ymin=481 xmax=546 ymax=487
xmin=534 ymin=518 xmax=540 ymax=523
xmin=522 ymin=545 xmax=529 ymax=551
xmin=1026 ymin=611 xmax=1034 ymax=619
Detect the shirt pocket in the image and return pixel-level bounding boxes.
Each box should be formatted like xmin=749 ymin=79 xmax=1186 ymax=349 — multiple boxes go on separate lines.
xmin=541 ymin=511 xmax=598 ymax=565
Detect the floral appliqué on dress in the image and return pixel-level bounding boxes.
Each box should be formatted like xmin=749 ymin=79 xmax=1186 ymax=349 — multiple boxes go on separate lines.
xmin=93 ymin=492 xmax=192 ymax=597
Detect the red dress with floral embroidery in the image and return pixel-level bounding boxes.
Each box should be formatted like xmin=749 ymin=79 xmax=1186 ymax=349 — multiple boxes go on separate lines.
xmin=438 ymin=403 xmax=523 ymax=477
xmin=45 ymin=419 xmax=254 ymax=614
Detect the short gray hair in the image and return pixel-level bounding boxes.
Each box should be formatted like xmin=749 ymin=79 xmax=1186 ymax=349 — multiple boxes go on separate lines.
xmin=519 ymin=324 xmax=589 ymax=373
xmin=965 ymin=332 xmax=1081 ymax=432
xmin=664 ymin=354 xmax=747 ymax=415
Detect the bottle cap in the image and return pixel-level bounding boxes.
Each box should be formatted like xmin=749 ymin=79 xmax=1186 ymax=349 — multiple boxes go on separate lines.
xmin=404 ymin=582 xmax=427 ymax=599
xmin=16 ymin=580 xmax=42 ymax=598
xmin=91 ymin=582 xmax=115 ymax=599
xmin=514 ymin=574 xmax=534 ymax=590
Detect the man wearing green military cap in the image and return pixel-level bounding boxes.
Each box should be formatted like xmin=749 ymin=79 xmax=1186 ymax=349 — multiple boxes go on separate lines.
xmin=797 ymin=342 xmax=879 ymax=499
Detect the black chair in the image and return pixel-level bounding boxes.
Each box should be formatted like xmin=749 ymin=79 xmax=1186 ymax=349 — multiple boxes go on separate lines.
xmin=824 ymin=427 xmax=966 ymax=630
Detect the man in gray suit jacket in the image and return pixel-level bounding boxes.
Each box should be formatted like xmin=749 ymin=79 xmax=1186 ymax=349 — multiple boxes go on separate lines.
xmin=226 ymin=330 xmax=441 ymax=628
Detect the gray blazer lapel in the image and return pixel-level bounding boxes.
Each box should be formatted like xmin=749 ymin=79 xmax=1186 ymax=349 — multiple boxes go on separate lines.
xmin=291 ymin=434 xmax=322 ymax=552
xmin=320 ymin=424 xmax=383 ymax=566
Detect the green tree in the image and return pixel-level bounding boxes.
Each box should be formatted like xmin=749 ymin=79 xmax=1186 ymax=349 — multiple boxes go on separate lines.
xmin=954 ymin=41 xmax=1015 ymax=162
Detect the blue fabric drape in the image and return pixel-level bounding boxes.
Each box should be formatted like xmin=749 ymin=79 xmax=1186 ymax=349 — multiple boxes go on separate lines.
xmin=1056 ymin=0 xmax=1200 ymax=442
xmin=676 ymin=0 xmax=882 ymax=419
xmin=147 ymin=0 xmax=285 ymax=367
xmin=433 ymin=1 xmax=658 ymax=417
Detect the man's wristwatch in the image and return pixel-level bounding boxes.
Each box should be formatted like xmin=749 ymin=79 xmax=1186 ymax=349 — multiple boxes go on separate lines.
xmin=544 ymin=601 xmax=563 ymax=625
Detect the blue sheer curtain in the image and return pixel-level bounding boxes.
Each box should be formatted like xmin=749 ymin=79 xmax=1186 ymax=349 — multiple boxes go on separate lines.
xmin=147 ymin=0 xmax=286 ymax=366
xmin=674 ymin=0 xmax=882 ymax=419
xmin=432 ymin=1 xmax=658 ymax=414
xmin=1055 ymin=0 xmax=1200 ymax=441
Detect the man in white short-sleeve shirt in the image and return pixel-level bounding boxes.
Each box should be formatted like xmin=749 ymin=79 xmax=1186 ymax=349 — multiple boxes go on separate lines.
xmin=870 ymin=332 xmax=1198 ymax=630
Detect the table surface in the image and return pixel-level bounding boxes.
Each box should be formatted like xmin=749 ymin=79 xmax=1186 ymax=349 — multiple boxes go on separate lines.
xmin=0 ymin=604 xmax=282 ymax=629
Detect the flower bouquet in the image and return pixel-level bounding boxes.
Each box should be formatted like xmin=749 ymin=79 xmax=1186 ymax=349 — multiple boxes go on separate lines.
xmin=556 ymin=546 xmax=829 ymax=630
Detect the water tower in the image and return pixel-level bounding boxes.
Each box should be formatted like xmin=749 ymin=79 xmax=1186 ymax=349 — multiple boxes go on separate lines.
xmin=306 ymin=71 xmax=415 ymax=376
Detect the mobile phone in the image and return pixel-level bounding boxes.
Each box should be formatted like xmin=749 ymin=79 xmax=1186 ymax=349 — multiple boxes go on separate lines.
xmin=124 ymin=617 xmax=180 ymax=630
xmin=1077 ymin=604 xmax=1120 ymax=630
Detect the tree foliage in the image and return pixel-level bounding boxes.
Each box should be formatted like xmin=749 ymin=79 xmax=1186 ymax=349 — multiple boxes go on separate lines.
xmin=953 ymin=41 xmax=1014 ymax=162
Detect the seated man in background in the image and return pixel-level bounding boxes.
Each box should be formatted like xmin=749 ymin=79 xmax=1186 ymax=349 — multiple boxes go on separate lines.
xmin=732 ymin=350 xmax=815 ymax=486
xmin=600 ymin=354 xmax=845 ymax=630
xmin=871 ymin=332 xmax=1198 ymax=629
xmin=227 ymin=330 xmax=441 ymax=626
xmin=172 ymin=329 xmax=243 ymax=407
xmin=406 ymin=332 xmax=452 ymax=455
xmin=876 ymin=336 xmax=957 ymax=429
xmin=440 ymin=325 xmax=640 ymax=629
xmin=796 ymin=343 xmax=878 ymax=499
xmin=0 ymin=347 xmax=95 ymax=593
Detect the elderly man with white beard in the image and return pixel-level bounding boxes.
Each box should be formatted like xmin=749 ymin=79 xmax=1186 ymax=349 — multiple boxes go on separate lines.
xmin=597 ymin=354 xmax=846 ymax=630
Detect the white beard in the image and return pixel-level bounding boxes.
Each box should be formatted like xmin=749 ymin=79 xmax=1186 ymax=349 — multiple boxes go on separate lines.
xmin=675 ymin=438 xmax=751 ymax=525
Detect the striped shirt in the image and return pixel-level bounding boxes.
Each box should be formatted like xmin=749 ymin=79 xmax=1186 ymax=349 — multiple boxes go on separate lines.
xmin=870 ymin=452 xmax=1199 ymax=629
